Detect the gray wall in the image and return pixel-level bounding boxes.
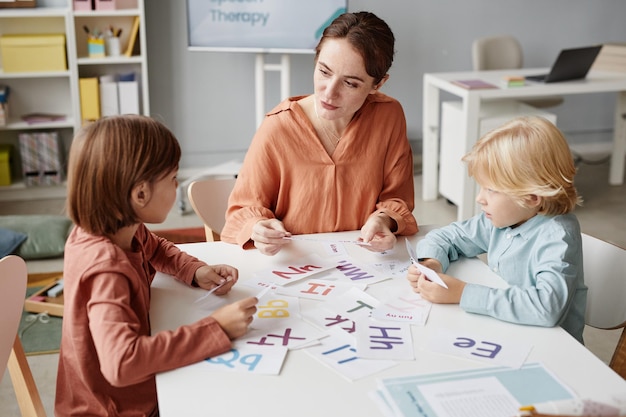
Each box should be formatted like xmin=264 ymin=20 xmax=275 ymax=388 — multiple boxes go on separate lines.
xmin=145 ymin=0 xmax=626 ymax=169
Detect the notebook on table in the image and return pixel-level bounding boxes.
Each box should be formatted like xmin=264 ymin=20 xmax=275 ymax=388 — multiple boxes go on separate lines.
xmin=525 ymin=45 xmax=602 ymax=83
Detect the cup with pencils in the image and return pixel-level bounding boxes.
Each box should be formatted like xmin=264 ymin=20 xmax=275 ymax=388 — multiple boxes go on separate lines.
xmin=105 ymin=25 xmax=122 ymax=57
xmin=84 ymin=25 xmax=105 ymax=58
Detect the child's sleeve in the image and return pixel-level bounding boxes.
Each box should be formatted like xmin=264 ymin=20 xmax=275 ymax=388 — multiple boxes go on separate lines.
xmin=416 ymin=215 xmax=491 ymax=271
xmin=141 ymin=225 xmax=206 ymax=285
xmin=460 ymin=225 xmax=583 ymax=335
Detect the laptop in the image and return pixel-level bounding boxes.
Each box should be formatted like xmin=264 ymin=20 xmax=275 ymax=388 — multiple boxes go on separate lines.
xmin=525 ymin=45 xmax=602 ymax=83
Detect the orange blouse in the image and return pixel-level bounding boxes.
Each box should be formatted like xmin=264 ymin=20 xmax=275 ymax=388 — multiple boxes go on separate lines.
xmin=221 ymin=92 xmax=418 ymax=248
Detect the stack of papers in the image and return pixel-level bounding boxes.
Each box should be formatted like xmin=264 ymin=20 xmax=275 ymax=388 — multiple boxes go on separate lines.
xmin=374 ymin=363 xmax=575 ymax=417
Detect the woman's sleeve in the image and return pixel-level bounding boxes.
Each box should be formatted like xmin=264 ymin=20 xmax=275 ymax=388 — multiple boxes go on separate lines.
xmin=221 ymin=120 xmax=282 ymax=248
xmin=373 ymin=101 xmax=418 ymax=235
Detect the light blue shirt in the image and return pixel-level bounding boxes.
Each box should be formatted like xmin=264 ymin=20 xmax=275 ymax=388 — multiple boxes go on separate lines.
xmin=416 ymin=213 xmax=587 ymax=343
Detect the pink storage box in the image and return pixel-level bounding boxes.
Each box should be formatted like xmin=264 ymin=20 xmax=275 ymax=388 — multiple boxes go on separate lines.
xmin=95 ymin=0 xmax=116 ymax=10
xmin=73 ymin=0 xmax=92 ymax=11
xmin=95 ymin=0 xmax=136 ymax=10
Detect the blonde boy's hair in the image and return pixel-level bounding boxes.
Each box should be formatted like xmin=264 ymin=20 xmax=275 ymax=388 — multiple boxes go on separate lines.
xmin=66 ymin=115 xmax=181 ymax=236
xmin=462 ymin=116 xmax=581 ymax=215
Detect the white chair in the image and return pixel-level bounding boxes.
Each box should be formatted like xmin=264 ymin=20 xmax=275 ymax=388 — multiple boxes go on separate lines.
xmin=187 ymin=177 xmax=237 ymax=242
xmin=0 ymin=255 xmax=46 ymax=417
xmin=582 ymin=233 xmax=626 ymax=379
xmin=472 ymin=34 xmax=564 ymax=109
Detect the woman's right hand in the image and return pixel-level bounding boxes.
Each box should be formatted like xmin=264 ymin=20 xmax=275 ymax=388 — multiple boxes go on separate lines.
xmin=211 ymin=296 xmax=258 ymax=339
xmin=251 ymin=219 xmax=291 ymax=256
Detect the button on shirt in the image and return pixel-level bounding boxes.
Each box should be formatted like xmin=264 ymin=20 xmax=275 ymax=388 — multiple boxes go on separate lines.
xmin=415 ymin=213 xmax=587 ymax=343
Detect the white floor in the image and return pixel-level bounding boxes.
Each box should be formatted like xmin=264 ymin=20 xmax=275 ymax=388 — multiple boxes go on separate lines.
xmin=1 ymin=160 xmax=624 ymax=416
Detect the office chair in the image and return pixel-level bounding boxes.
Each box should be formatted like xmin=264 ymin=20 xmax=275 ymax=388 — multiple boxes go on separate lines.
xmin=187 ymin=177 xmax=237 ymax=242
xmin=582 ymin=233 xmax=626 ymax=379
xmin=472 ymin=35 xmax=564 ymax=109
xmin=0 ymin=255 xmax=47 ymax=417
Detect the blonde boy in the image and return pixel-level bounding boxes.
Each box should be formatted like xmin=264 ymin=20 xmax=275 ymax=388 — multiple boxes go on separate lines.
xmin=407 ymin=116 xmax=587 ymax=343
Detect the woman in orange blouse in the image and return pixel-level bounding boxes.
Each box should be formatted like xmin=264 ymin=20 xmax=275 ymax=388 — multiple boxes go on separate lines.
xmin=221 ymin=11 xmax=418 ymax=255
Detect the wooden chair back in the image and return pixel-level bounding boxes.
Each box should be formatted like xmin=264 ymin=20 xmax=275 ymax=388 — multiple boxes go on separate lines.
xmin=187 ymin=177 xmax=237 ymax=242
xmin=582 ymin=233 xmax=626 ymax=378
xmin=472 ymin=34 xmax=563 ymax=108
xmin=472 ymin=34 xmax=523 ymax=71
xmin=0 ymin=255 xmax=46 ymax=416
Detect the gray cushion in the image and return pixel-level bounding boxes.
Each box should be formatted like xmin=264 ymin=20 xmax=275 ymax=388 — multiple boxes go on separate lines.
xmin=0 ymin=215 xmax=73 ymax=260
xmin=0 ymin=227 xmax=28 ymax=257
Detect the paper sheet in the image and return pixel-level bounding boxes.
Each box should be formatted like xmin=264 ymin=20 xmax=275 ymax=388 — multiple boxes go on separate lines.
xmin=418 ymin=376 xmax=519 ymax=417
xmin=405 ymin=238 xmax=448 ymax=288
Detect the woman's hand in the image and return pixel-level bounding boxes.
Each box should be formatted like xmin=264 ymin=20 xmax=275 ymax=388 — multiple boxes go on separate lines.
xmin=252 ymin=219 xmax=291 ymax=256
xmin=359 ymin=213 xmax=396 ymax=252
xmin=194 ymin=264 xmax=238 ymax=295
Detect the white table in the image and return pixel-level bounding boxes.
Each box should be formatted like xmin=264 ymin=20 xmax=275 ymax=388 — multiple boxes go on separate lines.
xmin=422 ymin=69 xmax=626 ymax=221
xmin=151 ymin=230 xmax=626 ymax=417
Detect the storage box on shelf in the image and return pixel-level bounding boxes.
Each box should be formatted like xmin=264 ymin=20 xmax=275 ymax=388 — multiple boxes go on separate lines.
xmin=0 ymin=144 xmax=12 ymax=186
xmin=0 ymin=2 xmax=76 ymax=200
xmin=0 ymin=33 xmax=67 ymax=72
xmin=74 ymin=0 xmax=148 ymax=121
xmin=74 ymin=0 xmax=138 ymax=11
xmin=0 ymin=0 xmax=36 ymax=8
xmin=0 ymin=0 xmax=149 ymax=202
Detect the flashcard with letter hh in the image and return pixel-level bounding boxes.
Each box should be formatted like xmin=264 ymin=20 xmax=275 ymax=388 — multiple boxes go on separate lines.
xmin=355 ymin=317 xmax=414 ymax=360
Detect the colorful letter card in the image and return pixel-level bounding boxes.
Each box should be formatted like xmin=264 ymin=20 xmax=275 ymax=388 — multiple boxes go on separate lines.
xmin=305 ymin=327 xmax=397 ymax=381
xmin=426 ymin=328 xmax=532 ymax=369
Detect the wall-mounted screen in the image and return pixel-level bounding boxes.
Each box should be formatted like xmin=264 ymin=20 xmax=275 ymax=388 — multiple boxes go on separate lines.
xmin=187 ymin=0 xmax=347 ymax=53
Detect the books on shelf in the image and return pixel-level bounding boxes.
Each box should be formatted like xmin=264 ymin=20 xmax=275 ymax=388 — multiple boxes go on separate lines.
xmin=124 ymin=15 xmax=140 ymax=57
xmin=79 ymin=77 xmax=101 ymax=124
xmin=591 ymin=42 xmax=626 ymax=72
xmin=451 ymin=79 xmax=499 ymax=89
xmin=21 ymin=113 xmax=66 ymax=124
xmin=0 ymin=84 xmax=8 ymax=126
xmin=18 ymin=131 xmax=64 ymax=186
xmin=98 ymin=72 xmax=140 ymax=117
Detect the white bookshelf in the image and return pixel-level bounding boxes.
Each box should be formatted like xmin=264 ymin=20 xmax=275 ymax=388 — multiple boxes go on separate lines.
xmin=0 ymin=0 xmax=149 ymax=201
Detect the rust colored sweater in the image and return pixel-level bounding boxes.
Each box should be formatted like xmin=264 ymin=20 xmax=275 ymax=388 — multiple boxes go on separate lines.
xmin=55 ymin=224 xmax=231 ymax=416
xmin=221 ymin=93 xmax=418 ymax=248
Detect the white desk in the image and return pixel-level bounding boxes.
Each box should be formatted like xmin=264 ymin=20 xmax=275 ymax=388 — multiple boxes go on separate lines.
xmin=151 ymin=231 xmax=626 ymax=417
xmin=422 ymin=69 xmax=626 ymax=221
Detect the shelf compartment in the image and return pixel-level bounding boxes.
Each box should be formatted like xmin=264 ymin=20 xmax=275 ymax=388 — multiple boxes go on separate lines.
xmin=76 ymin=55 xmax=142 ymax=65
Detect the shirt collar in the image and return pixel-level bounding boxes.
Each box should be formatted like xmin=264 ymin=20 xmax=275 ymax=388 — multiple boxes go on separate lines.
xmin=504 ymin=214 xmax=547 ymax=239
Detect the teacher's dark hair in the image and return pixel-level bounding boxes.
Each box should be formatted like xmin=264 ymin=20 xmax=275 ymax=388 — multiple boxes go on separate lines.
xmin=315 ymin=11 xmax=395 ymax=85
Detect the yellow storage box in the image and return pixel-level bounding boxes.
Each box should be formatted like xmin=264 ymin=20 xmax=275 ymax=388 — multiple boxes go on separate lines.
xmin=0 ymin=34 xmax=67 ymax=73
xmin=0 ymin=144 xmax=12 ymax=186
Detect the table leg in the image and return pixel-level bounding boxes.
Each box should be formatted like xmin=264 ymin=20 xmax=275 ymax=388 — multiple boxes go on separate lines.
xmin=422 ymin=78 xmax=441 ymax=201
xmin=609 ymin=91 xmax=626 ymax=185
xmin=457 ymin=95 xmax=481 ymax=221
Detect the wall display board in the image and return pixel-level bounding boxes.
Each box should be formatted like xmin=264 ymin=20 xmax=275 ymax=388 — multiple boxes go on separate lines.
xmin=187 ymin=0 xmax=347 ymax=53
